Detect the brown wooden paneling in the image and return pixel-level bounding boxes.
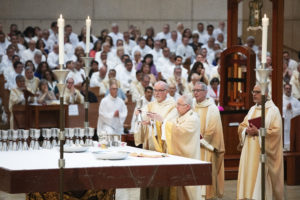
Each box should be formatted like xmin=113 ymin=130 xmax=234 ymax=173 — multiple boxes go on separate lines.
xmin=286 ymin=115 xmax=300 ymax=185
xmin=221 ymin=110 xmax=248 ymax=179
xmin=0 ymin=162 xmax=212 ymax=194
xmin=271 ymin=0 xmax=284 ymax=114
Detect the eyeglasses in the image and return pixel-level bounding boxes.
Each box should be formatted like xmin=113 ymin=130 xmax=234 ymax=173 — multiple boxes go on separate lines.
xmin=251 ymin=90 xmax=261 ymax=95
xmin=192 ymin=89 xmax=205 ymax=93
xmin=176 ymin=103 xmax=188 ymax=107
xmin=154 ymin=89 xmax=166 ymax=93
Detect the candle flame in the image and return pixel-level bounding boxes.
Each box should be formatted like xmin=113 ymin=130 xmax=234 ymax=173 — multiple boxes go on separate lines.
xmin=264 ymin=14 xmax=267 ymax=18
xmin=60 ymin=14 xmax=62 ymax=18
xmin=87 ymin=16 xmax=90 ymax=19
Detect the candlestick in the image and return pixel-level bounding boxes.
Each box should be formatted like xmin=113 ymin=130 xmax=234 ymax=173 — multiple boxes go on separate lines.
xmin=85 ymin=16 xmax=91 ymax=54
xmin=57 ymin=14 xmax=65 ymax=68
xmin=261 ymin=14 xmax=269 ymax=65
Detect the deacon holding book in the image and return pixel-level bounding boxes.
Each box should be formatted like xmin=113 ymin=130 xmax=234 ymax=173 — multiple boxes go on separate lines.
xmin=237 ymin=85 xmax=284 ymax=200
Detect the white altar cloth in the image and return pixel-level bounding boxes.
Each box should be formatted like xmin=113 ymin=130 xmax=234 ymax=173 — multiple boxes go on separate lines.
xmin=0 ymin=146 xmax=208 ymax=170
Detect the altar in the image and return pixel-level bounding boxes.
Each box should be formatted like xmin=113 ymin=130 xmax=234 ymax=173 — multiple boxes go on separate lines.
xmin=0 ymin=146 xmax=212 ymax=194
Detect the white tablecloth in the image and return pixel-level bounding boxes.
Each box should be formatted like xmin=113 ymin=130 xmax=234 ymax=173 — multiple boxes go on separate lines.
xmin=0 ymin=146 xmax=208 ymax=170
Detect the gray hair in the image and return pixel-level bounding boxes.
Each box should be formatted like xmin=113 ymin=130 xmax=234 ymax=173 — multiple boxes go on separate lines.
xmin=15 ymin=74 xmax=25 ymax=82
xmin=194 ymin=81 xmax=208 ymax=91
xmin=155 ymin=81 xmax=168 ymax=90
xmin=102 ymin=42 xmax=111 ymax=48
xmin=25 ymin=66 xmax=33 ymax=72
xmin=174 ymin=65 xmax=182 ymax=72
xmin=180 ymin=95 xmax=193 ymax=107
xmin=34 ymin=50 xmax=43 ymax=56
xmin=38 ymin=79 xmax=48 ymax=90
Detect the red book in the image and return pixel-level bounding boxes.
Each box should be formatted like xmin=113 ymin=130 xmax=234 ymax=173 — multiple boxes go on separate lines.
xmin=248 ymin=117 xmax=261 ymax=129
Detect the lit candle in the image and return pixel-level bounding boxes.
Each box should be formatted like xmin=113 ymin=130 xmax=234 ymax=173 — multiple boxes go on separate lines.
xmin=85 ymin=16 xmax=91 ymax=54
xmin=261 ymin=14 xmax=269 ymax=66
xmin=57 ymin=14 xmax=65 ymax=68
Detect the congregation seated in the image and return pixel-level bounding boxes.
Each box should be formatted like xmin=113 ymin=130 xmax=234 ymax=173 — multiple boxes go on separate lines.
xmin=25 ymin=66 xmax=39 ymax=94
xmin=63 ymin=77 xmax=84 ymax=104
xmin=90 ymin=66 xmax=108 ymax=95
xmin=37 ymin=79 xmax=56 ymax=104
xmin=4 ymin=60 xmax=24 ymax=90
xmin=131 ymin=74 xmax=151 ymax=102
xmin=117 ymin=59 xmax=136 ymax=94
xmin=80 ymin=81 xmax=98 ymax=103
xmin=9 ymin=75 xmax=33 ymax=128
xmin=207 ymin=77 xmax=220 ymax=105
xmin=167 ymin=66 xmax=188 ymax=95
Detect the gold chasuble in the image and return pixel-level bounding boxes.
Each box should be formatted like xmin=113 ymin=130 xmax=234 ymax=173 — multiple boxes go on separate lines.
xmin=134 ymin=97 xmax=177 ymax=152
xmin=193 ymin=98 xmax=225 ymax=199
xmin=237 ymin=100 xmax=284 ymax=200
xmin=134 ymin=97 xmax=177 ymax=200
xmin=162 ymin=109 xmax=201 ymax=200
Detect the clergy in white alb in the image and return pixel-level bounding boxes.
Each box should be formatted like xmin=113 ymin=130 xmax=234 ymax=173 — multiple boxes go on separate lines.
xmin=155 ymin=24 xmax=171 ymax=41
xmin=90 ymin=66 xmax=108 ymax=95
xmin=132 ymin=38 xmax=151 ymax=58
xmin=21 ymin=40 xmax=46 ymax=63
xmin=176 ymin=37 xmax=195 ymax=63
xmin=131 ymin=74 xmax=151 ymax=103
xmin=97 ymin=81 xmax=127 ymax=135
xmin=159 ymin=95 xmax=201 ymax=200
xmin=156 ymin=47 xmax=175 ymax=80
xmin=130 ymin=86 xmax=153 ymax=134
xmin=167 ymin=31 xmax=182 ymax=53
xmin=192 ymin=82 xmax=224 ymax=199
xmin=237 ymin=85 xmax=284 ymax=200
xmin=290 ymin=63 xmax=300 ymax=100
xmin=117 ymin=59 xmax=136 ymax=93
xmin=5 ymin=61 xmax=24 ymax=90
xmin=108 ymin=23 xmax=124 ymax=46
xmin=282 ymin=83 xmax=300 ymax=151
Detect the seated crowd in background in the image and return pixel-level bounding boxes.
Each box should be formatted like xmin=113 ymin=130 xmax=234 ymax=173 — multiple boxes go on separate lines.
xmin=0 ymin=21 xmax=299 ymax=134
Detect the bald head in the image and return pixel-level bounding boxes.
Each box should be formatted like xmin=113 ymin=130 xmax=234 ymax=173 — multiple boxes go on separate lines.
xmin=99 ymin=67 xmax=107 ymax=79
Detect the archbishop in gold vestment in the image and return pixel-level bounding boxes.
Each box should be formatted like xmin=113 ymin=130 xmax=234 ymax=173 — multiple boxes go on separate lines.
xmin=162 ymin=109 xmax=201 ymax=200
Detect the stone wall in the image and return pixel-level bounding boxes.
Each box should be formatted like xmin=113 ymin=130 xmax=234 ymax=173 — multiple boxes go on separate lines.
xmin=0 ymin=0 xmax=230 ymax=35
xmin=241 ymin=0 xmax=300 ymax=60
xmin=0 ymin=0 xmax=298 ymax=60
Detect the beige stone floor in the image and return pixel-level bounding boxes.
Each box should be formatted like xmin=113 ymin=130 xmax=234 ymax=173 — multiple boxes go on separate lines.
xmin=1 ymin=180 xmax=299 ymax=200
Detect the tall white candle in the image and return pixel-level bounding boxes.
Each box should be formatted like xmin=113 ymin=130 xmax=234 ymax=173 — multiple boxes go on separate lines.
xmin=85 ymin=16 xmax=91 ymax=54
xmin=57 ymin=14 xmax=65 ymax=67
xmin=261 ymin=14 xmax=269 ymax=65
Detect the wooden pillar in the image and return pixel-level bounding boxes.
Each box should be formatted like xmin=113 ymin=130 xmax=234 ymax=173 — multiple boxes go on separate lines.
xmin=271 ymin=0 xmax=284 ymax=113
xmin=227 ymin=0 xmax=239 ymax=47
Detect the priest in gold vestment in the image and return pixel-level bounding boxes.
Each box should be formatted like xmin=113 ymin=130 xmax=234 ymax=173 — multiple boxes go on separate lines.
xmin=157 ymin=95 xmax=201 ymax=200
xmin=134 ymin=81 xmax=177 ymax=152
xmin=134 ymin=81 xmax=177 ymax=200
xmin=237 ymin=85 xmax=284 ymax=200
xmin=192 ymin=82 xmax=224 ymax=199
